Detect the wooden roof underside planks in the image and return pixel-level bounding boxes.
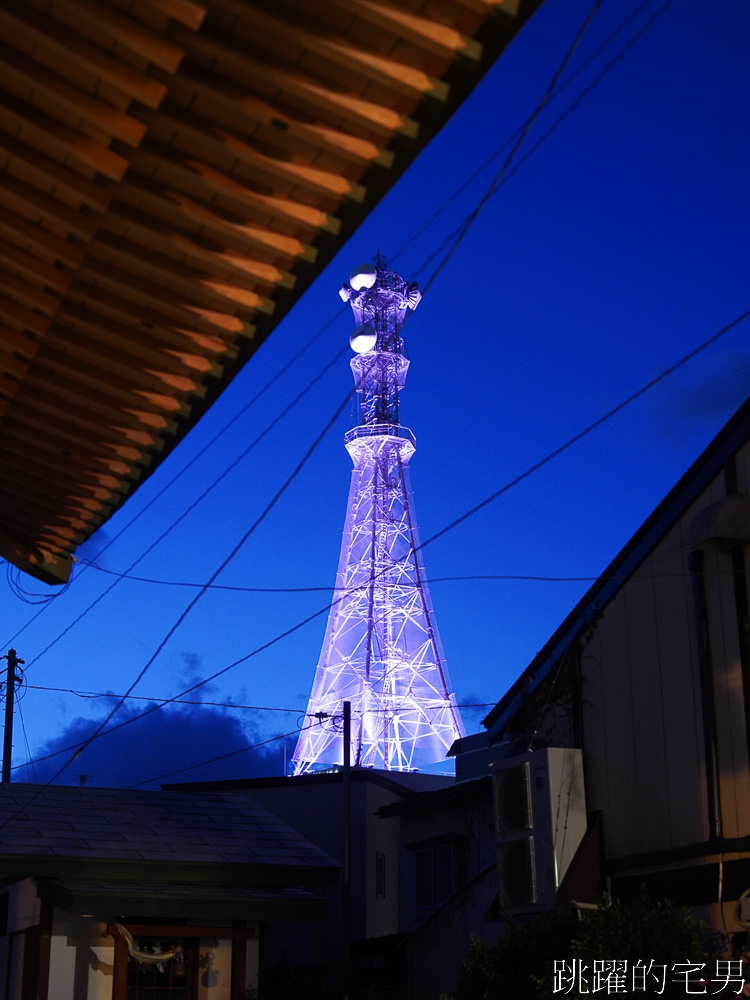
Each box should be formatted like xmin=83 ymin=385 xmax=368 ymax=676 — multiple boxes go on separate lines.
xmin=0 ymin=0 xmax=541 ymax=584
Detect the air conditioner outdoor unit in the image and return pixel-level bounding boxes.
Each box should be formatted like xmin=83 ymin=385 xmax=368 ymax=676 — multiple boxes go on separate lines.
xmin=492 ymin=747 xmax=586 ymax=914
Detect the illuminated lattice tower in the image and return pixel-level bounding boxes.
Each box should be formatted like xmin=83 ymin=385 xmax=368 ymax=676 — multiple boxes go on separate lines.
xmin=292 ymin=256 xmax=465 ymax=774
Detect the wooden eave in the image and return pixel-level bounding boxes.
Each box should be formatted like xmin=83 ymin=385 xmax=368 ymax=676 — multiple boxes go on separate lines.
xmin=0 ymin=0 xmax=542 ymax=584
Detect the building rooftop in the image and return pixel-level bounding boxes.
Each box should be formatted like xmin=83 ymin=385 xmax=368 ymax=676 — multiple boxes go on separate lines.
xmin=0 ymin=783 xmax=340 ymax=887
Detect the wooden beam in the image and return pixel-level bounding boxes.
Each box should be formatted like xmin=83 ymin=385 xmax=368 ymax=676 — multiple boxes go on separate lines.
xmin=53 ymin=305 xmax=220 ymax=379
xmin=9 ymin=407 xmax=148 ymax=466
xmin=0 ymin=170 xmax=99 ymax=242
xmin=0 ymin=5 xmax=168 ymax=110
xmin=170 ymin=55 xmax=394 ymax=168
xmin=0 ymin=490 xmax=92 ymax=534
xmin=34 ymin=345 xmax=193 ymax=413
xmin=33 ymin=350 xmax=191 ymax=413
xmin=334 ymin=0 xmax=483 ymax=61
xmin=167 ymin=22 xmax=418 ymax=139
xmin=51 ymin=0 xmax=186 ymax=74
xmin=0 ymin=208 xmax=85 ymax=270
xmin=0 ymin=295 xmax=50 ymax=338
xmin=20 ymin=388 xmax=164 ymax=450
xmin=0 ymin=90 xmax=129 ymax=181
xmin=142 ymin=0 xmax=207 ymax=32
xmin=115 ymin=171 xmax=319 ymax=263
xmin=0 ymin=271 xmax=61 ymax=318
xmin=0 ymin=506 xmax=82 ymax=548
xmin=0 ymin=426 xmax=136 ymax=481
xmin=127 ymin=139 xmax=338 ymax=240
xmin=0 ymin=442 xmax=125 ymax=493
xmin=0 ymin=472 xmax=110 ymax=514
xmin=72 ymin=260 xmax=246 ymax=340
xmin=1 ymin=417 xmax=140 ymax=477
xmin=60 ymin=296 xmax=230 ymax=361
xmin=0 ymin=324 xmax=39 ymax=361
xmin=24 ymin=368 xmax=178 ymax=434
xmin=0 ymin=129 xmax=110 ymax=213
xmin=153 ymin=105 xmax=367 ymax=202
xmin=0 ymin=344 xmax=30 ymax=382
xmin=0 ymin=40 xmax=147 ymax=148
xmin=0 ymin=525 xmax=73 ymax=584
xmin=103 ymin=206 xmax=296 ymax=292
xmin=23 ymin=376 xmax=170 ymax=442
xmin=89 ymin=231 xmax=276 ymax=317
xmin=0 ymin=243 xmax=71 ymax=295
xmin=209 ymin=0 xmax=449 ymax=101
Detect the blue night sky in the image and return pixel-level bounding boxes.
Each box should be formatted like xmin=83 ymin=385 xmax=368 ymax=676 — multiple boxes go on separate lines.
xmin=3 ymin=0 xmax=750 ymax=787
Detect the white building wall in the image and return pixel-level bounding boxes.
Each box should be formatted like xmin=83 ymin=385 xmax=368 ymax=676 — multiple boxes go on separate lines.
xmin=7 ymin=879 xmax=40 ymax=932
xmin=47 ymin=910 xmax=114 ymax=1000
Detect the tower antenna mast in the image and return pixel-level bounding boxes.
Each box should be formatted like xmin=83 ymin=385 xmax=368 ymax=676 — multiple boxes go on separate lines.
xmin=293 ymin=256 xmax=465 ymax=773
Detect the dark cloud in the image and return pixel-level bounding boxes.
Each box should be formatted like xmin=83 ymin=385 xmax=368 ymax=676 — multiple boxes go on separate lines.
xmin=21 ymin=700 xmax=296 ymax=789
xmin=458 ymin=693 xmax=494 ymax=733
xmin=649 ymin=350 xmax=750 ymax=447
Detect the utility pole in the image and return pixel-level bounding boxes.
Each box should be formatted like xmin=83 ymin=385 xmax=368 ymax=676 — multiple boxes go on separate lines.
xmin=342 ymin=700 xmax=351 ymax=1000
xmin=2 ymin=648 xmax=24 ymax=783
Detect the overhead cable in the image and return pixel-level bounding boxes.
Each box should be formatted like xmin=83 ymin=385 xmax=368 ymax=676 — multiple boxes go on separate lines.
xmin=16 ymin=303 xmax=750 ymax=776
xmin=2 ymin=1 xmax=671 ymax=653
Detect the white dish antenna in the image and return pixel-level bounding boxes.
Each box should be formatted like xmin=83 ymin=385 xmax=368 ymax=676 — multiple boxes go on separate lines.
xmin=349 ymin=264 xmax=378 ymax=291
xmin=350 ymin=323 xmax=377 ymax=354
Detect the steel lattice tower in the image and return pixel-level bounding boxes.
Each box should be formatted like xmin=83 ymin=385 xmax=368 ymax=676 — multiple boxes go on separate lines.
xmin=292 ymin=256 xmax=465 ymax=774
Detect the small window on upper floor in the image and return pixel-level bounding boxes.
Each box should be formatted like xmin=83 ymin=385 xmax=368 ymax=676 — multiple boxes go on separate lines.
xmin=375 ymin=852 xmax=386 ymax=898
xmin=414 ymin=842 xmax=454 ymax=907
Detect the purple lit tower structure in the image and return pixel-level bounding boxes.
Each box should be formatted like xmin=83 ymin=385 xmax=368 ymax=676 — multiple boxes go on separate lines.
xmin=292 ymin=255 xmax=465 ymax=774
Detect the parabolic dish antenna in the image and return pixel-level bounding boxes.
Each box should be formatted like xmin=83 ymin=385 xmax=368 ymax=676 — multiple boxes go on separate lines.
xmin=350 ymin=323 xmax=377 ymax=354
xmin=349 ymin=264 xmax=377 ymax=291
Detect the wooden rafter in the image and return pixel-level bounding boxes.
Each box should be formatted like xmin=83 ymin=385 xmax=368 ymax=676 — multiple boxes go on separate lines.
xmin=0 ymin=0 xmax=541 ymax=582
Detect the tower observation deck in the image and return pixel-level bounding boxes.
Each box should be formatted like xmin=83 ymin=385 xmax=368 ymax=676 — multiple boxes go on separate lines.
xmin=292 ymin=255 xmax=465 ymax=774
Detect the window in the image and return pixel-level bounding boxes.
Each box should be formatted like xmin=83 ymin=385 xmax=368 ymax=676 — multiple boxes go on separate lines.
xmin=414 ymin=842 xmax=454 ymax=907
xmin=112 ymin=924 xmax=254 ymax=1000
xmin=375 ymin=852 xmax=386 ymax=898
xmin=125 ymin=936 xmax=195 ymax=1000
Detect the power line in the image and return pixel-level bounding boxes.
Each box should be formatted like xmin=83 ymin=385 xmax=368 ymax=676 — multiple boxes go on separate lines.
xmin=1 ymin=1 xmax=671 ymax=656
xmin=26 ymin=685 xmax=302 ymax=713
xmin=21 ymin=343 xmax=348 ymax=674
xmin=418 ymin=307 xmax=750 ymax=555
xmin=1 ymin=371 xmax=361 ymax=813
xmin=80 ymin=561 xmax=605 ymax=590
xmin=0 ymin=317 xmax=348 ymax=653
xmin=21 ymin=10 xmax=611 ymax=790
xmin=419 ymin=0 xmax=605 ymax=297
xmin=18 ymin=303 xmax=748 ymax=775
xmin=11 ymin=694 xmax=496 ymax=776
xmin=128 ymin=726 xmax=307 ymax=789
xmin=79 ymin=555 xmax=710 ymax=593
xmin=1 ymin=0 xmax=673 ymax=697
xmin=15 ymin=692 xmax=36 ymax=784
xmin=24 ymin=682 xmax=499 ymax=714
xmin=389 ymin=0 xmax=658 ymax=266
xmin=414 ymin=0 xmax=675 ymax=288
xmin=0 ymin=0 xmax=699 ymax=796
